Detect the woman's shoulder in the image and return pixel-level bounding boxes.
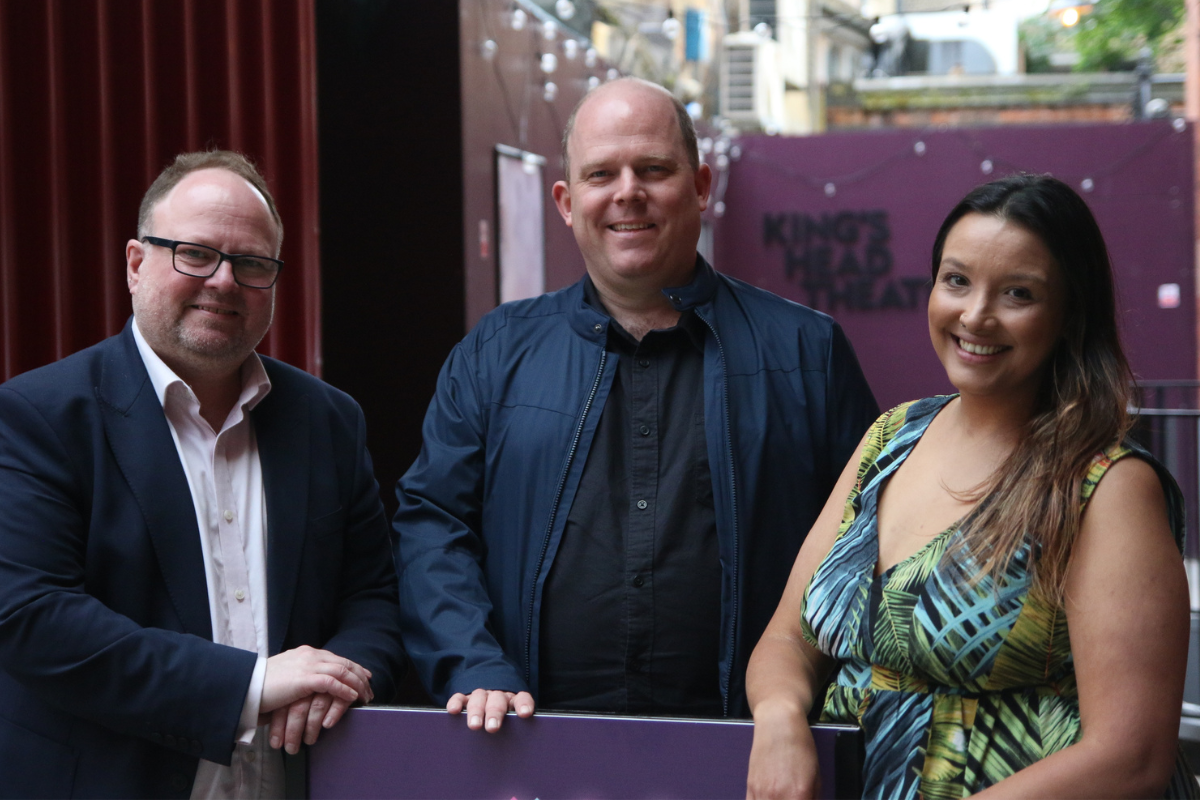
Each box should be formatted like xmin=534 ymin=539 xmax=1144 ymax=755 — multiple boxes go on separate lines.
xmin=852 ymin=395 xmax=958 ymax=481
xmin=868 ymin=394 xmax=956 ymax=439
xmin=1083 ymin=440 xmax=1185 ymax=554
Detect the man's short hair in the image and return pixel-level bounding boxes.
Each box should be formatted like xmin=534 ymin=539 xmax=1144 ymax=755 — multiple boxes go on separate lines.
xmin=137 ymin=150 xmax=284 ymax=252
xmin=560 ymin=77 xmax=700 ymax=179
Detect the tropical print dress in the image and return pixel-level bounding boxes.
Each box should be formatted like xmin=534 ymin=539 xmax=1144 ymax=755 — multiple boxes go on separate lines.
xmin=800 ymin=395 xmax=1198 ymax=799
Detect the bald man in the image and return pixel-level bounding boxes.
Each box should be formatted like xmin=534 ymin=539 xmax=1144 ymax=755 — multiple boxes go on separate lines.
xmin=395 ymin=79 xmax=878 ymax=731
xmin=0 ymin=151 xmax=404 ymax=798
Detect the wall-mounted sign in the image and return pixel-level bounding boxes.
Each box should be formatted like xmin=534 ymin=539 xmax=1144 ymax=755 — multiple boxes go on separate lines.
xmin=763 ymin=210 xmax=927 ymax=312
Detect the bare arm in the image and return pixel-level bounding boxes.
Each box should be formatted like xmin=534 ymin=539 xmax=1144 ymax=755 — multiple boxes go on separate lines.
xmin=746 ymin=433 xmax=868 ymax=800
xmin=975 ymin=457 xmax=1189 ymax=798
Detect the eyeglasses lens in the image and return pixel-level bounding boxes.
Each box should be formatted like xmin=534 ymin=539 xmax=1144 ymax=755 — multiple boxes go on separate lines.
xmin=173 ymin=243 xmax=279 ymax=288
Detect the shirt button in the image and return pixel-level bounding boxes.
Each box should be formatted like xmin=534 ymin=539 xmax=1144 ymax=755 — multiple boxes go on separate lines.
xmin=669 ymin=294 xmax=681 ymax=304
xmin=639 ymin=425 xmax=650 ymax=436
xmin=245 ymin=750 xmax=257 ymax=763
xmin=632 ymin=575 xmax=645 ymax=587
xmin=234 ymin=589 xmax=246 ymax=601
xmin=223 ymin=509 xmax=234 ymax=523
xmin=638 ymin=358 xmax=650 ymax=367
xmin=593 ymin=323 xmax=603 ymax=332
xmin=636 ymin=499 xmax=648 ymax=510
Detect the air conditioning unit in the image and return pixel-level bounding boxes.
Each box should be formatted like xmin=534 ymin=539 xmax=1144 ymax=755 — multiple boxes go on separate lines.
xmin=720 ymin=31 xmax=786 ymax=131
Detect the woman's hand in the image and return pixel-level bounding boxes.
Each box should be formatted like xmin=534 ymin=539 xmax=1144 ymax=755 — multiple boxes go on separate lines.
xmin=744 ymin=430 xmax=868 ymax=799
xmin=746 ymin=701 xmax=820 ymax=800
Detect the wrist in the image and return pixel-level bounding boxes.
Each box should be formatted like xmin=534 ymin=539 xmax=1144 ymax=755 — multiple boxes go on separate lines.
xmin=751 ymin=695 xmax=809 ymax=728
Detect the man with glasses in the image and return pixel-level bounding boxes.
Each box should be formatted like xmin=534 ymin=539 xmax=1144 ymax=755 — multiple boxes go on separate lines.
xmin=0 ymin=151 xmax=404 ymax=798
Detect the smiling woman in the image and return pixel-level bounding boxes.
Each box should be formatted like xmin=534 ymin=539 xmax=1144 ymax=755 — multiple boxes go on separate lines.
xmin=745 ymin=174 xmax=1197 ymax=799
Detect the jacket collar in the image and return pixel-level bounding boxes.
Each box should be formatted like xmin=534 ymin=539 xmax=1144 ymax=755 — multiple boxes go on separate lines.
xmin=567 ymin=253 xmax=718 ymax=341
xmin=98 ymin=321 xmax=309 ymax=653
xmin=661 ymin=254 xmax=718 ymax=312
xmin=250 ymin=364 xmax=310 ymax=655
xmin=98 ymin=321 xmax=213 ymax=640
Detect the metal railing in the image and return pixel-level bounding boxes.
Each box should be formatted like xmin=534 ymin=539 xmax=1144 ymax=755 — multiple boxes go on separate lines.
xmin=1130 ymin=381 xmax=1200 ymax=736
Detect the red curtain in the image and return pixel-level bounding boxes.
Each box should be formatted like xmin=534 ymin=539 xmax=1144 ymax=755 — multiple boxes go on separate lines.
xmin=0 ymin=0 xmax=321 ymax=381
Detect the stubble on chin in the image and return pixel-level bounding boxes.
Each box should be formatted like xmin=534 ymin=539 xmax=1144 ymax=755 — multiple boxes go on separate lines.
xmin=133 ymin=293 xmax=271 ymax=378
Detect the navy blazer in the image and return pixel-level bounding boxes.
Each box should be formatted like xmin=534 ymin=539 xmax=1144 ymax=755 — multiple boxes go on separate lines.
xmin=0 ymin=321 xmax=404 ymax=799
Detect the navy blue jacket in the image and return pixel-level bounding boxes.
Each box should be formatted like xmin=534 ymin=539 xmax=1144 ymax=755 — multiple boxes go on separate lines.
xmin=395 ymin=259 xmax=878 ymax=716
xmin=0 ymin=322 xmax=405 ymax=799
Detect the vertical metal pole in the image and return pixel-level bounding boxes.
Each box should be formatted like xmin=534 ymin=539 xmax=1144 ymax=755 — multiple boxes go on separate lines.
xmin=1134 ymin=47 xmax=1152 ymax=119
xmin=806 ymin=0 xmax=819 ymax=133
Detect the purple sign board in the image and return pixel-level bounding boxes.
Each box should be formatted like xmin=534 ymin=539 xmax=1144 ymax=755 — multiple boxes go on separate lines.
xmin=713 ymin=121 xmax=1196 ymax=411
xmin=308 ymin=707 xmax=863 ymax=799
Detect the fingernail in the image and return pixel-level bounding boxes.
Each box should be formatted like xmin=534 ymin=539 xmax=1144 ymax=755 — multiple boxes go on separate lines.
xmin=520 ymin=705 xmax=531 ymax=715
xmin=486 ymin=718 xmax=499 ymax=731
xmin=469 ymin=715 xmax=481 ymax=727
xmin=271 ymin=737 xmax=280 ymax=749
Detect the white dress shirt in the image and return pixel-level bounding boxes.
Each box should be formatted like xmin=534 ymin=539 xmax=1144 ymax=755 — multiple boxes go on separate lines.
xmin=132 ymin=320 xmax=285 ymax=799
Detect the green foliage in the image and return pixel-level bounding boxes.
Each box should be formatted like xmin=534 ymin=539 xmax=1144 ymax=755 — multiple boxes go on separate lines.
xmin=1073 ymin=0 xmax=1184 ymax=71
xmin=1019 ymin=15 xmax=1078 ymax=73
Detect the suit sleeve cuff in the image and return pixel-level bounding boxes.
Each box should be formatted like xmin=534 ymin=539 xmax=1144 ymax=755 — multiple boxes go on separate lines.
xmin=236 ymin=656 xmax=268 ymax=744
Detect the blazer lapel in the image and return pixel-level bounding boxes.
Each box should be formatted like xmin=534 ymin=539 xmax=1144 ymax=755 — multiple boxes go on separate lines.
xmin=253 ymin=370 xmax=310 ymax=656
xmin=97 ymin=326 xmax=213 ymax=640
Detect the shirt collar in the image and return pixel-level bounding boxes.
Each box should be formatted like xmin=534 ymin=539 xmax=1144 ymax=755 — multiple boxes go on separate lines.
xmin=132 ymin=317 xmax=272 ymax=415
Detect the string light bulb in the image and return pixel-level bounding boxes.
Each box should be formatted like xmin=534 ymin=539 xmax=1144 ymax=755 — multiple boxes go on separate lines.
xmin=543 ymin=19 xmax=558 ymax=41
xmin=585 ymin=47 xmax=598 ymax=68
xmin=481 ymin=39 xmax=498 ymax=60
xmin=587 ymin=75 xmax=601 ymax=90
xmin=511 ymin=8 xmax=527 ymax=30
xmin=541 ymin=52 xmax=558 ymax=74
xmin=563 ymin=39 xmax=579 ymax=60
xmin=662 ymin=17 xmax=682 ymax=40
xmin=555 ymin=0 xmax=576 ymax=20
xmin=543 ymin=81 xmax=558 ymax=102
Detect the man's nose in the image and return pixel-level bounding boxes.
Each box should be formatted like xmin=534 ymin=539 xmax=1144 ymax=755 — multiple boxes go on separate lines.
xmin=204 ymin=257 xmax=240 ymax=291
xmin=613 ymin=168 xmax=646 ymax=204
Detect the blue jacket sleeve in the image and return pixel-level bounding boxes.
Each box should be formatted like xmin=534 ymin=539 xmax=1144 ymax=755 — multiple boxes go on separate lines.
xmin=392 ymin=342 xmax=528 ymax=703
xmin=0 ymin=384 xmax=255 ymax=766
xmin=824 ymin=321 xmax=880 ymax=479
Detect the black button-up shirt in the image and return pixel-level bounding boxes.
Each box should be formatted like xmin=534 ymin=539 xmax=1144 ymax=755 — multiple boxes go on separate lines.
xmin=538 ymin=279 xmax=722 ymax=717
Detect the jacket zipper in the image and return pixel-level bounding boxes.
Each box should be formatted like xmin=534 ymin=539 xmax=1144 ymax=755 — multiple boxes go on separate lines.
xmin=697 ymin=311 xmax=739 ymax=718
xmin=523 ymin=348 xmax=609 ymax=684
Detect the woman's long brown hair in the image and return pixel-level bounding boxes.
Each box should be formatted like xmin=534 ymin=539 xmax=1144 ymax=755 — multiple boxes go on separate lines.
xmin=931 ymin=174 xmax=1133 ymax=605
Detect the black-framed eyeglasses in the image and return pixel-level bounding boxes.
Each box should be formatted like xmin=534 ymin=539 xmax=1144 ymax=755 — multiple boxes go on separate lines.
xmin=142 ymin=236 xmax=284 ymax=289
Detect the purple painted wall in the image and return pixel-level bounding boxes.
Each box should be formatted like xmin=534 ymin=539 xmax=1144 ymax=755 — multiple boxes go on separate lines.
xmin=713 ymin=121 xmax=1196 ymax=411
